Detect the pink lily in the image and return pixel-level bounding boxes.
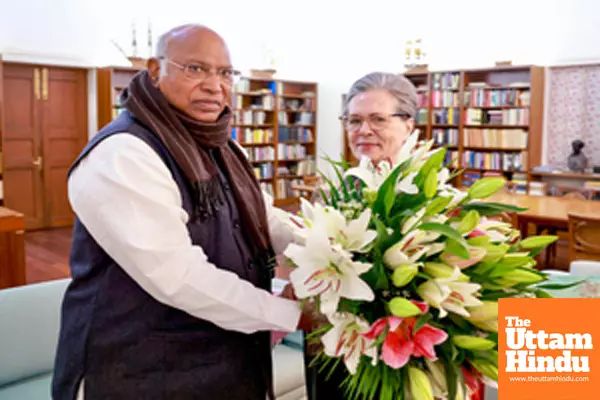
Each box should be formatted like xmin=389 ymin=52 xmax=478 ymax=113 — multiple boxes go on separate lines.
xmin=363 ymin=301 xmax=448 ymax=369
xmin=440 ymin=247 xmax=486 ymax=270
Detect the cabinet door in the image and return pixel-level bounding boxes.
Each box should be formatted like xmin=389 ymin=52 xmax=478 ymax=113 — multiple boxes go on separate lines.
xmin=2 ymin=64 xmax=45 ymax=230
xmin=40 ymin=67 xmax=88 ymax=228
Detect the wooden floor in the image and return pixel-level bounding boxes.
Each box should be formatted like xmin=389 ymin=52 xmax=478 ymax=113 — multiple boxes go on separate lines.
xmin=24 ymin=225 xmax=572 ymax=285
xmin=25 ymin=227 xmax=72 ymax=284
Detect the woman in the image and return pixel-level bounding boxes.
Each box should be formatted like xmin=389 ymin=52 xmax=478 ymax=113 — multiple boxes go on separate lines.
xmin=304 ymin=71 xmax=419 ymax=399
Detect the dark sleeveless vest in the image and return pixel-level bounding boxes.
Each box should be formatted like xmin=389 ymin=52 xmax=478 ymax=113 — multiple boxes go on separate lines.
xmin=52 ymin=111 xmax=274 ymax=400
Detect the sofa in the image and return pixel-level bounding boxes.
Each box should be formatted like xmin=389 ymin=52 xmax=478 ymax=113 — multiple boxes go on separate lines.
xmin=0 ymin=278 xmax=307 ymax=399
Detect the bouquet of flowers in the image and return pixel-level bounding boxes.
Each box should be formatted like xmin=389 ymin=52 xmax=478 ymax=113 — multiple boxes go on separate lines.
xmin=281 ymin=132 xmax=565 ymax=400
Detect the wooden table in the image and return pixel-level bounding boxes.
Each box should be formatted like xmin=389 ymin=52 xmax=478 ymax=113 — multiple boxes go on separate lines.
xmin=487 ymin=192 xmax=600 ymax=237
xmin=0 ymin=207 xmax=26 ymax=289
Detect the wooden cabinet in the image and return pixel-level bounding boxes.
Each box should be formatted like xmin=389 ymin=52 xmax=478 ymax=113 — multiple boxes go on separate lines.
xmin=96 ymin=66 xmax=141 ymax=130
xmin=1 ymin=62 xmax=88 ymax=230
xmin=0 ymin=206 xmax=26 ymax=289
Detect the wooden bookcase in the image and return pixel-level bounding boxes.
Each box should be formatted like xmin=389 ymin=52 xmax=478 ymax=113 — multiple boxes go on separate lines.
xmin=96 ymin=66 xmax=143 ymax=130
xmin=232 ymin=77 xmax=317 ymax=206
xmin=342 ymin=65 xmax=544 ymax=191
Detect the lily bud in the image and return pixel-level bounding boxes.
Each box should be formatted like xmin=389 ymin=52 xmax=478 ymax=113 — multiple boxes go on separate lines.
xmin=388 ymin=297 xmax=423 ymax=317
xmin=457 ymin=210 xmax=480 ymax=235
xmin=468 ymin=177 xmax=506 ymax=199
xmin=519 ymin=235 xmax=559 ymax=250
xmin=425 ymin=359 xmax=447 ymax=397
xmin=470 ymin=359 xmax=499 ymax=381
xmin=502 ymin=268 xmax=545 ymax=284
xmin=392 ymin=264 xmax=419 ymax=287
xmin=453 ymin=335 xmax=496 ymax=350
xmin=466 ymin=301 xmax=498 ymax=322
xmin=441 ymin=247 xmax=486 ymax=270
xmin=423 ymin=262 xmax=455 ymax=278
xmin=424 ymin=169 xmax=438 ymax=199
xmin=408 ymin=366 xmax=434 ymax=400
xmin=470 ymin=318 xmax=499 ymax=332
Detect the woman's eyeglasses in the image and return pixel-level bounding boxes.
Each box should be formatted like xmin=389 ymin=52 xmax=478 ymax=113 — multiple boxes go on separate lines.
xmin=160 ymin=58 xmax=241 ymax=86
xmin=340 ymin=113 xmax=411 ymax=131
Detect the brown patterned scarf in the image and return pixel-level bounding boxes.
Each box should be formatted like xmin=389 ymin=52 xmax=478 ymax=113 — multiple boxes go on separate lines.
xmin=120 ymin=71 xmax=273 ymax=262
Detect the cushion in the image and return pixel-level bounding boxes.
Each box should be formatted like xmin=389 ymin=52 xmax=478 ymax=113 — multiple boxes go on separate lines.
xmin=272 ymin=344 xmax=306 ymax=399
xmin=282 ymin=330 xmax=304 ymax=351
xmin=0 ymin=279 xmax=70 ymax=387
xmin=0 ymin=373 xmax=52 ymax=400
xmin=538 ymin=274 xmax=600 ymax=298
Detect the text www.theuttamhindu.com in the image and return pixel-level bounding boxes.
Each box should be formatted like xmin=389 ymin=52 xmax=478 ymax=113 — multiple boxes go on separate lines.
xmin=509 ymin=376 xmax=590 ymax=383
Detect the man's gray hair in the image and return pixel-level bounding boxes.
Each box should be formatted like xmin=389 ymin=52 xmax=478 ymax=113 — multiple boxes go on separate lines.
xmin=343 ymin=72 xmax=418 ymax=118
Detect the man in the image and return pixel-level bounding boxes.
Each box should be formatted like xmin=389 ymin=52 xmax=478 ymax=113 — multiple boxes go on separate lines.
xmin=52 ymin=24 xmax=306 ymax=400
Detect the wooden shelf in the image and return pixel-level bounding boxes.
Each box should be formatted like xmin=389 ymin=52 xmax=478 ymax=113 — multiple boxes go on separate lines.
xmin=231 ymin=77 xmax=317 ymax=205
xmin=342 ymin=65 xmax=544 ymax=191
xmin=96 ymin=66 xmax=143 ymax=130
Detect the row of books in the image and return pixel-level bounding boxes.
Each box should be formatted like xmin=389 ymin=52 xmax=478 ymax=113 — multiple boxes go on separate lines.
xmin=275 ymin=179 xmax=304 ymax=199
xmin=234 ymin=109 xmax=272 ymax=125
xmin=464 ymin=89 xmax=531 ymax=107
xmin=261 ymin=182 xmax=274 ymax=197
xmin=279 ymin=97 xmax=314 ymax=112
xmin=462 ymin=151 xmax=527 ymax=171
xmin=433 ymin=108 xmax=460 ymax=125
xmin=433 ymin=128 xmax=459 ymax=147
xmin=464 ymin=108 xmax=529 ymax=126
xmin=431 ymin=90 xmax=461 ymax=107
xmin=278 ymin=144 xmax=308 ymax=160
xmin=278 ymin=111 xmax=314 ymax=125
xmin=232 ymin=94 xmax=275 ymax=110
xmin=277 ymin=159 xmax=316 ymax=177
xmin=244 ymin=146 xmax=275 ymax=162
xmin=415 ymin=109 xmax=428 ymax=125
xmin=253 ymin=163 xmax=274 ymax=179
xmin=279 ymin=126 xmax=314 ymax=143
xmin=445 ymin=150 xmax=459 ymax=168
xmin=463 ymin=129 xmax=528 ymax=149
xmin=432 ymin=72 xmax=460 ymax=90
xmin=231 ymin=128 xmax=273 ymax=143
xmin=416 ymin=93 xmax=428 ymax=108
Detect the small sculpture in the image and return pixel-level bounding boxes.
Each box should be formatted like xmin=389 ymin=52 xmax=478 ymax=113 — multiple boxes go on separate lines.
xmin=567 ymin=139 xmax=588 ymax=173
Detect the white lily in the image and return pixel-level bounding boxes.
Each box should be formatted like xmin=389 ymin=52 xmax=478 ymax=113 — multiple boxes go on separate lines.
xmin=393 ymin=130 xmax=421 ymax=165
xmin=468 ymin=217 xmax=514 ymax=243
xmin=395 ymin=171 xmax=419 ymax=194
xmin=285 ymin=229 xmax=374 ymax=314
xmin=417 ymin=267 xmax=483 ymax=318
xmin=383 ymin=229 xmax=439 ymax=269
xmin=321 ymin=312 xmax=378 ymax=374
xmin=299 ymin=198 xmax=377 ymax=253
xmin=344 ymin=156 xmax=393 ymax=191
xmin=437 ymin=167 xmax=451 ymax=189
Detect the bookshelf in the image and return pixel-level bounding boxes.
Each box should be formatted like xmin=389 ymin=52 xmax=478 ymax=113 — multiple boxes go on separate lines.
xmin=232 ymin=77 xmax=317 ymax=206
xmin=341 ymin=65 xmax=544 ymax=191
xmin=96 ymin=66 xmax=143 ymax=130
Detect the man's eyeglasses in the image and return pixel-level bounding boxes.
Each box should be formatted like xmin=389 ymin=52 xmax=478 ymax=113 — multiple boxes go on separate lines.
xmin=340 ymin=113 xmax=411 ymax=131
xmin=159 ymin=58 xmax=241 ymax=85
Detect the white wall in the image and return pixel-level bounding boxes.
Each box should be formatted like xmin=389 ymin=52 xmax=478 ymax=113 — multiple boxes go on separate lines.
xmin=1 ymin=0 xmax=599 ymax=175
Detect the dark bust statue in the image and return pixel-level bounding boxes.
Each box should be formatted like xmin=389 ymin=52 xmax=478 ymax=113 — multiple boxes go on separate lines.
xmin=568 ymin=139 xmax=588 ymax=173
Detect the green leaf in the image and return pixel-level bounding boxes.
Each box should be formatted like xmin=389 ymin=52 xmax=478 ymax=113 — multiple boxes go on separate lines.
xmin=317 ymin=168 xmax=340 ymax=207
xmin=535 ymin=279 xmax=587 ymax=290
xmin=445 ymin=238 xmax=471 ymax=260
xmin=461 ymin=201 xmax=527 ymax=216
xmin=535 ymin=289 xmax=554 ymax=298
xmin=330 ymin=163 xmax=350 ymax=203
xmin=373 ymin=162 xmax=406 ymax=218
xmin=416 ymin=147 xmax=447 ymax=187
xmin=417 ymin=222 xmax=468 ymax=247
xmin=468 ymin=177 xmax=506 ymax=199
xmin=425 ymin=196 xmax=452 ymax=216
xmin=423 ymin=169 xmax=438 ymax=199
xmin=413 ymin=312 xmax=432 ymax=335
xmin=519 ymin=235 xmax=559 ymax=250
xmin=457 ymin=210 xmax=480 ymax=234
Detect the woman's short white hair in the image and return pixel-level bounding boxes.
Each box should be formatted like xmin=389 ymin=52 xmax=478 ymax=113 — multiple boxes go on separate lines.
xmin=343 ymin=72 xmax=418 ymax=118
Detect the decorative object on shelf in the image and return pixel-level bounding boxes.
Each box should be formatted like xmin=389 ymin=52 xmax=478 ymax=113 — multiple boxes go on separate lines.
xmin=567 ymin=139 xmax=589 ymax=173
xmin=495 ymin=60 xmax=513 ymax=66
xmin=404 ymin=38 xmax=428 ymax=72
xmin=250 ymin=69 xmax=277 ymax=79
